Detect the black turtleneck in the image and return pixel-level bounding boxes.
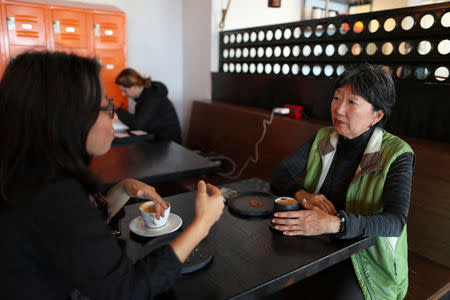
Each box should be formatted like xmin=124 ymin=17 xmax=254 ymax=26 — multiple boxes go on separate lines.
xmin=270 ymin=127 xmax=415 ymax=239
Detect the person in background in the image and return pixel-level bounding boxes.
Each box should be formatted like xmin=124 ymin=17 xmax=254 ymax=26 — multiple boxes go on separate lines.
xmin=115 ymin=68 xmax=182 ymax=143
xmin=0 ymin=52 xmax=224 ymax=299
xmin=270 ymin=64 xmax=414 ymax=299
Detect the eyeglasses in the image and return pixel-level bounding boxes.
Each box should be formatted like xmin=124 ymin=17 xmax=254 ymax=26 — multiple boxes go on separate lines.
xmin=99 ymin=97 xmax=116 ymax=119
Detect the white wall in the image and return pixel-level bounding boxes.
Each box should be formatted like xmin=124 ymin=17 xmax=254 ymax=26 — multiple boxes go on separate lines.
xmin=181 ymin=0 xmax=212 ymax=140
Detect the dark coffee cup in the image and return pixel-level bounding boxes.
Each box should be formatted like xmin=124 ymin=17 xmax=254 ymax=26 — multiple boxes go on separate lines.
xmin=273 ymin=197 xmax=300 ymax=213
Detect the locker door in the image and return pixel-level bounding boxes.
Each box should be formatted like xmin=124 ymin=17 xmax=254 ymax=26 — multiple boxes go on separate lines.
xmin=96 ymin=49 xmax=124 ymax=83
xmin=104 ymin=82 xmax=128 ymax=111
xmin=93 ymin=14 xmax=124 ymax=49
xmin=52 ymin=9 xmax=88 ymax=49
xmin=5 ymin=4 xmax=47 ymax=47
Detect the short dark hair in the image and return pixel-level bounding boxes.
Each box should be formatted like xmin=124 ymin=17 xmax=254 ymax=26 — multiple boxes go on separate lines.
xmin=335 ymin=64 xmax=395 ymax=127
xmin=0 ymin=52 xmax=102 ymax=200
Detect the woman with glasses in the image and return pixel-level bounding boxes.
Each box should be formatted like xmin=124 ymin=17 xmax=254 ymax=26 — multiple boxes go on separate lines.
xmin=115 ymin=68 xmax=182 ymax=144
xmin=0 ymin=52 xmax=224 ymax=299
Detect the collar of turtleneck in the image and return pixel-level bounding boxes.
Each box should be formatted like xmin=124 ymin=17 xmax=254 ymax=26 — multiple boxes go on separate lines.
xmin=337 ymin=126 xmax=375 ymax=158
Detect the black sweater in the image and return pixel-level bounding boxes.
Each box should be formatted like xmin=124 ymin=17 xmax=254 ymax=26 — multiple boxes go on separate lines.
xmin=0 ymin=179 xmax=182 ymax=299
xmin=116 ymin=82 xmax=182 ymax=144
xmin=270 ymin=128 xmax=415 ymax=238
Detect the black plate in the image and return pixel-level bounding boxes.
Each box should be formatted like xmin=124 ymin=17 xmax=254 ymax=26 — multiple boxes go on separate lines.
xmin=139 ymin=231 xmax=214 ymax=275
xmin=227 ymin=191 xmax=276 ymax=217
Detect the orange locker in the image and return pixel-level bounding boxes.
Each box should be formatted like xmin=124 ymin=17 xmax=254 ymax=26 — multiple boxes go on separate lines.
xmin=104 ymin=82 xmax=127 ymax=110
xmin=52 ymin=9 xmax=89 ymax=50
xmin=96 ymin=49 xmax=124 ymax=83
xmin=92 ymin=13 xmax=124 ymax=49
xmin=5 ymin=4 xmax=48 ymax=58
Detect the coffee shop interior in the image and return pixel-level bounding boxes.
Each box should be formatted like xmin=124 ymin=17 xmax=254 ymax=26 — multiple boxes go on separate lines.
xmin=0 ymin=0 xmax=449 ymax=299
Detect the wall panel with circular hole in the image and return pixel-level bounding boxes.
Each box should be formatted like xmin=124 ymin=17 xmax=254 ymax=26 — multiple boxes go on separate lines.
xmin=219 ymin=4 xmax=450 ymax=83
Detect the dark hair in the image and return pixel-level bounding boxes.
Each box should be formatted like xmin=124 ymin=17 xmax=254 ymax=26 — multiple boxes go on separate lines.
xmin=335 ymin=64 xmax=395 ymax=127
xmin=0 ymin=51 xmax=102 ymax=200
xmin=115 ymin=68 xmax=151 ymax=88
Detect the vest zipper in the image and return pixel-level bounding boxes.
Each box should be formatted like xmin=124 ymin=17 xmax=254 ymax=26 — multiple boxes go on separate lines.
xmin=388 ymin=241 xmax=397 ymax=276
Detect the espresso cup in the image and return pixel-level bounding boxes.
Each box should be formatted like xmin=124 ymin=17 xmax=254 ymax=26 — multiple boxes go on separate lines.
xmin=139 ymin=201 xmax=170 ymax=228
xmin=273 ymin=197 xmax=300 ymax=213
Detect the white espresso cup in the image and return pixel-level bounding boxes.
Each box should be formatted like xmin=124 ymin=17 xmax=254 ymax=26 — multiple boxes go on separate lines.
xmin=139 ymin=201 xmax=170 ymax=228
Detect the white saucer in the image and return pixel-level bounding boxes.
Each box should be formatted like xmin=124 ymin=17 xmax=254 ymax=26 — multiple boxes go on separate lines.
xmin=129 ymin=213 xmax=183 ymax=237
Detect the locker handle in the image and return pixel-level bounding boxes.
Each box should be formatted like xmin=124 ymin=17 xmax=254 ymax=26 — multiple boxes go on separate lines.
xmin=7 ymin=17 xmax=16 ymax=31
xmin=53 ymin=21 xmax=61 ymax=34
xmin=94 ymin=24 xmax=100 ymax=37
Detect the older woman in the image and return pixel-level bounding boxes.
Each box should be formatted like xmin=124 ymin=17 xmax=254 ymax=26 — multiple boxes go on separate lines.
xmin=270 ymin=64 xmax=414 ymax=299
xmin=0 ymin=52 xmax=224 ymax=299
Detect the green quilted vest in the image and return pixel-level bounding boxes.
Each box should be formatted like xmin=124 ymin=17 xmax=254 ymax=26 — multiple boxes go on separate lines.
xmin=303 ymin=126 xmax=414 ymax=300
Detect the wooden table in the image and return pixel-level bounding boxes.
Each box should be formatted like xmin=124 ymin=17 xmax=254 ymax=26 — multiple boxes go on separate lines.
xmin=120 ymin=178 xmax=376 ymax=299
xmin=89 ymin=141 xmax=220 ymax=191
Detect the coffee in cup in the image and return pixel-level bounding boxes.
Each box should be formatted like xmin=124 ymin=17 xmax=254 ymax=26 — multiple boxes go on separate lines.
xmin=273 ymin=197 xmax=300 ymax=213
xmin=139 ymin=201 xmax=170 ymax=228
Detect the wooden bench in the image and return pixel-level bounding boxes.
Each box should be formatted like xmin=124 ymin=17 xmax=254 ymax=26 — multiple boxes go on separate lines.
xmin=185 ymin=100 xmax=450 ymax=299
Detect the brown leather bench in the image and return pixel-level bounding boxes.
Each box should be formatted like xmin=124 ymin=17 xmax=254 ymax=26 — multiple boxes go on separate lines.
xmin=185 ymin=101 xmax=450 ymax=299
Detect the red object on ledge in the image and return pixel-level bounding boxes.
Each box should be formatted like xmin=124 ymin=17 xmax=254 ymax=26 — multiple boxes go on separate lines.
xmin=284 ymin=104 xmax=303 ymax=120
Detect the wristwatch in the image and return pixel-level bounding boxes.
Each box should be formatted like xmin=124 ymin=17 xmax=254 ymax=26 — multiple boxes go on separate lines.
xmin=336 ymin=212 xmax=346 ymax=237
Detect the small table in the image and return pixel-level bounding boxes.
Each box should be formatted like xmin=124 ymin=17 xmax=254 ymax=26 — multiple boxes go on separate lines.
xmin=90 ymin=141 xmax=220 ymax=191
xmin=120 ymin=178 xmax=376 ymax=299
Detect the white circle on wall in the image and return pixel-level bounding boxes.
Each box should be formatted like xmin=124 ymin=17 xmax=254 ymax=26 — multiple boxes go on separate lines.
xmin=236 ymin=48 xmax=242 ymax=58
xmin=223 ymin=63 xmax=228 ymax=72
xmin=336 ymin=65 xmax=345 ymax=75
xmin=302 ymin=45 xmax=311 ymax=57
xmin=250 ymin=32 xmax=257 ymax=42
xmin=223 ymin=35 xmax=229 ymax=44
xmin=292 ymin=64 xmax=299 ymax=75
xmin=236 ymin=33 xmax=242 ymax=43
xmin=293 ymin=27 xmax=301 ymax=38
xmin=275 ymin=28 xmax=282 ymax=40
xmin=284 ymin=28 xmax=292 ymax=39
xmin=230 ymin=34 xmax=235 ymax=43
xmin=229 ymin=63 xmax=235 ymax=72
xmin=266 ymin=30 xmax=274 ymax=41
xmin=258 ymin=31 xmax=265 ymax=41
xmin=324 ymin=65 xmax=334 ymax=77
xmin=257 ymin=47 xmax=264 ymax=57
xmin=236 ymin=64 xmax=242 ymax=73
xmin=243 ymin=48 xmax=249 ymax=58
xmin=283 ymin=46 xmax=291 ymax=57
xmin=229 ymin=48 xmax=235 ymax=58
xmin=302 ymin=65 xmax=311 ymax=76
xmin=293 ymin=45 xmax=300 ymax=57
xmin=223 ymin=49 xmax=229 ymax=58
xmin=434 ymin=66 xmax=449 ymax=81
xmin=250 ymin=48 xmax=257 ymax=58
xmin=282 ymin=64 xmax=290 ymax=75
xmin=273 ymin=64 xmax=281 ymax=74
xmin=243 ymin=32 xmax=250 ymax=42
xmin=250 ymin=63 xmax=256 ymax=73
xmin=242 ymin=63 xmax=249 ymax=73
xmin=438 ymin=39 xmax=450 ymax=55
xmin=257 ymin=63 xmax=264 ymax=74
xmin=274 ymin=46 xmax=282 ymax=57
xmin=266 ymin=47 xmax=273 ymax=57
xmin=313 ymin=65 xmax=322 ymax=76
xmin=265 ymin=64 xmax=272 ymax=74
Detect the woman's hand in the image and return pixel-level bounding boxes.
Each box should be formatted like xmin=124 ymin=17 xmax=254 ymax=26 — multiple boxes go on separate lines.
xmin=121 ymin=179 xmax=169 ymax=219
xmin=170 ymin=180 xmax=224 ymax=262
xmin=194 ymin=180 xmax=225 ymax=229
xmin=271 ymin=199 xmax=340 ymax=236
xmin=295 ymin=190 xmax=337 ymax=214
